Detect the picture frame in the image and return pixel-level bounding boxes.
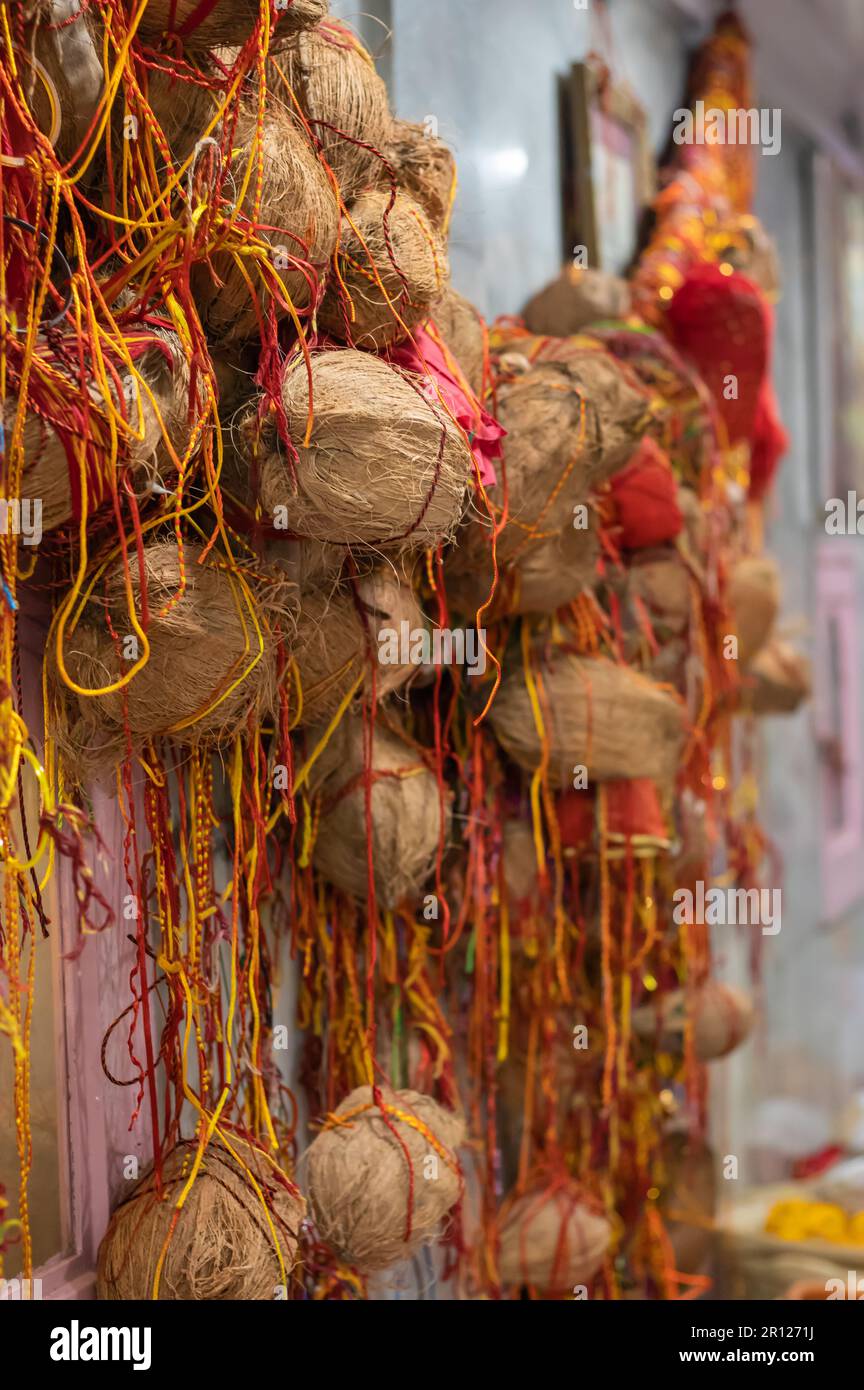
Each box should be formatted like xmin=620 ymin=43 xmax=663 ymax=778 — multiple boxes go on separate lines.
xmin=559 ymin=59 xmax=655 ymax=276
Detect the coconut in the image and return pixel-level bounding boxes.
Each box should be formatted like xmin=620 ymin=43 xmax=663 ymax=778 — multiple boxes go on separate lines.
xmin=289 ymin=570 xmax=423 ymax=725
xmin=448 ymin=513 xmax=599 ymax=620
xmin=385 ymin=118 xmax=457 ymax=234
xmin=502 ymin=819 xmax=541 ymax=905
xmin=429 ymin=287 xmax=485 ymax=396
xmin=320 ymin=189 xmax=448 ymax=348
xmin=489 ymin=652 xmax=686 ymax=792
xmin=248 ymin=349 xmax=471 ymax=550
xmin=50 ymin=541 xmax=291 ymax=770
xmin=137 ymin=0 xmax=327 ymax=50
xmin=627 ymin=550 xmax=693 ymax=638
xmin=266 ymin=19 xmax=390 ymax=202
xmin=305 ymin=1084 xmax=463 ymax=1273
xmin=632 ymin=982 xmax=754 ymax=1061
xmin=16 ymin=327 xmax=192 ymax=533
xmin=727 ymin=555 xmax=780 ymax=666
xmin=660 ymin=1135 xmax=716 ymax=1277
xmin=142 ymin=61 xmax=227 ymax=167
xmin=745 ymin=639 xmax=811 ymax=715
xmin=24 ymin=1 xmax=104 ymax=165
xmin=523 ymin=266 xmax=632 ymax=337
xmin=309 ymin=714 xmax=448 ymax=907
xmin=191 ymin=105 xmax=339 ymax=344
xmin=96 ymin=1135 xmax=305 ymax=1300
xmin=498 ymin=1187 xmax=611 ymax=1292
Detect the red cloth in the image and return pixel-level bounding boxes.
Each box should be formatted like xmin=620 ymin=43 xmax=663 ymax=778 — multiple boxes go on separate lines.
xmin=665 ymin=263 xmax=769 ymax=447
xmin=749 ymin=378 xmax=788 ymax=500
xmin=609 ymin=437 xmax=683 ymax=550
xmin=558 ymin=779 xmax=667 ymax=847
xmin=387 ymin=326 xmax=503 ymax=488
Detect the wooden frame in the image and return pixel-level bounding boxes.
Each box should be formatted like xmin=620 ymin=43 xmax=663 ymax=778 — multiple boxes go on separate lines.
xmin=560 ymin=59 xmax=655 ymax=276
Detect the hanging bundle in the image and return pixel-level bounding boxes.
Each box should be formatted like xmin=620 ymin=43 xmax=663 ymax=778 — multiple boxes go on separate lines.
xmin=429 ymin=287 xmax=486 ymax=397
xmin=744 ymin=639 xmax=811 ymax=715
xmin=308 ymin=715 xmax=448 ymax=907
xmin=523 ymin=266 xmax=632 ymax=337
xmin=246 ymin=349 xmax=472 ymax=549
xmin=24 ymin=0 xmax=104 ymax=164
xmin=266 ymin=18 xmax=391 ymax=202
xmin=290 ymin=570 xmax=423 ymax=725
xmin=135 ymin=0 xmax=328 ymax=50
xmin=489 ymin=652 xmax=687 ymax=792
xmin=305 ymin=1085 xmax=464 ymax=1273
xmin=497 ymin=1186 xmax=611 ymax=1293
xmin=632 ymin=982 xmax=755 ymax=1061
xmin=385 ymin=118 xmax=458 ymax=234
xmin=727 ymin=555 xmax=780 ymax=665
xmin=448 ymin=512 xmax=599 ymax=620
xmin=319 ymin=189 xmax=448 ymax=348
xmin=96 ymin=1136 xmax=306 ymax=1301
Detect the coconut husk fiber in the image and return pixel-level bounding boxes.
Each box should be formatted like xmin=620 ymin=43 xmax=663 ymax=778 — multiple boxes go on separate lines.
xmin=266 ymin=18 xmax=389 ymax=203
xmin=523 ymin=266 xmax=632 ymax=337
xmin=319 ymin=189 xmax=448 ymax=348
xmin=191 ymin=105 xmax=339 ymax=344
xmin=137 ymin=0 xmax=327 ymax=50
xmin=385 ymin=118 xmax=457 ymax=234
xmin=50 ymin=541 xmax=292 ymax=773
xmin=488 ymin=652 xmax=686 ymax=792
xmin=142 ymin=61 xmax=228 ymax=168
xmin=97 ymin=1136 xmax=305 ymax=1300
xmin=627 ymin=549 xmax=694 ymax=639
xmin=632 ymin=983 xmax=754 ymax=1061
xmin=498 ymin=1187 xmax=611 ymax=1292
xmin=429 ymin=287 xmax=486 ymax=396
xmin=289 ymin=569 xmax=423 ymax=725
xmin=249 ymin=349 xmax=471 ymax=550
xmin=17 ymin=328 xmax=192 ymax=533
xmin=448 ymin=513 xmax=599 ymax=620
xmin=305 ymin=1084 xmax=464 ymax=1273
xmin=744 ymin=639 xmax=811 ymax=715
xmin=24 ymin=1 xmax=104 ymax=165
xmin=727 ymin=555 xmax=780 ymax=665
xmin=308 ymin=714 xmax=449 ymax=908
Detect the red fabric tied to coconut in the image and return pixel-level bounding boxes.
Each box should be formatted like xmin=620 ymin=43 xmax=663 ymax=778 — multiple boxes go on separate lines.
xmin=748 ymin=378 xmax=788 ymax=500
xmin=558 ymin=779 xmax=668 ymax=848
xmin=665 ymin=263 xmax=769 ymax=447
xmin=609 ymin=437 xmax=683 ymax=550
xmin=387 ymin=325 xmax=504 ymax=488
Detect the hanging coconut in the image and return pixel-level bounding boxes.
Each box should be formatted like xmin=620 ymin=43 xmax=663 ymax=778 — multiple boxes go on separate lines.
xmin=502 ymin=818 xmax=542 ymax=906
xmin=632 ymin=982 xmax=755 ymax=1061
xmin=627 ymin=549 xmax=694 ymax=639
xmin=489 ymin=652 xmax=686 ymax=792
xmin=429 ymin=288 xmax=486 ymax=397
xmin=385 ymin=118 xmax=457 ymax=234
xmin=136 ymin=0 xmax=327 ymax=51
xmin=448 ymin=512 xmax=599 ymax=621
xmin=191 ymin=105 xmax=339 ymax=343
xmin=142 ymin=61 xmax=228 ymax=168
xmin=305 ymin=1084 xmax=464 ymax=1273
xmin=319 ymin=189 xmax=448 ymax=348
xmin=744 ymin=639 xmax=811 ymax=715
xmin=97 ymin=1135 xmax=305 ymax=1300
xmin=266 ymin=18 xmax=390 ymax=202
xmin=246 ymin=349 xmax=471 ymax=550
xmin=23 ymin=0 xmax=104 ymax=166
xmin=49 ymin=540 xmax=292 ymax=774
xmin=16 ymin=327 xmax=192 ymax=533
xmin=289 ymin=570 xmax=423 ymax=725
xmin=498 ymin=1186 xmax=611 ymax=1293
xmin=308 ymin=714 xmax=448 ymax=907
xmin=727 ymin=555 xmax=780 ymax=665
xmin=523 ymin=266 xmax=632 ymax=337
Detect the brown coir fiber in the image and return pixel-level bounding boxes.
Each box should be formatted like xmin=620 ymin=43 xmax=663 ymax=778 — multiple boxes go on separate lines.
xmin=488 ymin=652 xmax=686 ymax=791
xmin=290 ymin=570 xmax=423 ymax=725
xmin=26 ymin=1 xmax=104 ymax=165
xmin=627 ymin=550 xmax=694 ymax=637
xmin=266 ymin=18 xmax=390 ymax=202
xmin=447 ymin=514 xmax=599 ymax=620
xmin=50 ymin=541 xmax=291 ymax=771
xmin=385 ymin=118 xmax=457 ymax=234
xmin=498 ymin=1187 xmax=611 ymax=1292
xmin=319 ymin=189 xmax=448 ymax=348
xmin=429 ymin=287 xmax=486 ymax=396
xmin=306 ymin=1084 xmax=464 ymax=1273
xmin=19 ymin=328 xmax=192 ymax=533
xmin=250 ymin=349 xmax=471 ymax=550
xmin=727 ymin=554 xmax=780 ymax=665
xmin=137 ymin=0 xmax=327 ymax=50
xmin=191 ymin=105 xmax=339 ymax=344
xmin=97 ymin=1136 xmax=305 ymax=1300
xmin=309 ymin=714 xmax=448 ymax=907
xmin=523 ymin=266 xmax=632 ymax=337
xmin=632 ymin=982 xmax=755 ymax=1061
xmin=744 ymin=639 xmax=811 ymax=715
